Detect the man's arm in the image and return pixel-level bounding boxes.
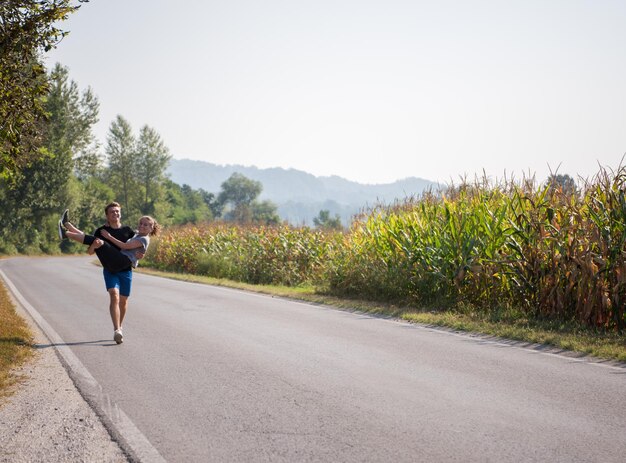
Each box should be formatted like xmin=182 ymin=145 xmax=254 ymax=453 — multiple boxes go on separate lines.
xmin=99 ymin=225 xmax=143 ymax=258
xmin=87 ymin=239 xmax=103 ymax=255
xmin=101 ymin=230 xmax=143 ymax=250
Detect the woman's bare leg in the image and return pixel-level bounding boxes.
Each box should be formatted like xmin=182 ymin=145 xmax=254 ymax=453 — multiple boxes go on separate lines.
xmin=65 ymin=221 xmax=82 ymax=233
xmin=65 ymin=230 xmax=86 ymax=244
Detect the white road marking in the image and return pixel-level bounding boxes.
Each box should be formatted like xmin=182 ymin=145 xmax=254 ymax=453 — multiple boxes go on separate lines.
xmin=0 ymin=269 xmax=166 ymax=463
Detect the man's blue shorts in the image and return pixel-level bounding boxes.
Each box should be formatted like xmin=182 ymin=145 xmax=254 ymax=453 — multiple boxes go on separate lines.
xmin=103 ymin=268 xmax=133 ymax=297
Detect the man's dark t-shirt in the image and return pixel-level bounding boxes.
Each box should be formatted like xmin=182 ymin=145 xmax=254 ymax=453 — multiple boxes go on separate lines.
xmin=94 ymin=225 xmax=135 ymax=272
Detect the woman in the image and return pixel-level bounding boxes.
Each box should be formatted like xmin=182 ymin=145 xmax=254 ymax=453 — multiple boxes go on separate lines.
xmin=61 ymin=212 xmax=160 ymax=272
xmin=59 ymin=207 xmax=160 ymax=344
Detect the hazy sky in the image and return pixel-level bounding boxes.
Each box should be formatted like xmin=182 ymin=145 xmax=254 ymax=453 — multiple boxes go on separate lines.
xmin=46 ymin=0 xmax=626 ymax=185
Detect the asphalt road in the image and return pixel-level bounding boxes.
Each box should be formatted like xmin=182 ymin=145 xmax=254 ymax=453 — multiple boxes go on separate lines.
xmin=1 ymin=256 xmax=625 ymax=462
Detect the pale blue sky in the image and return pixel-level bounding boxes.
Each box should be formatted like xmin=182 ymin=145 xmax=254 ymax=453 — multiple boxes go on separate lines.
xmin=47 ymin=0 xmax=626 ymax=185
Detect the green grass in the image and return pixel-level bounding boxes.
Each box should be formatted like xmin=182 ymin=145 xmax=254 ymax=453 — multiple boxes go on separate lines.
xmin=0 ymin=280 xmax=34 ymax=402
xmin=401 ymin=309 xmax=626 ymax=362
xmin=138 ymin=266 xmax=626 ymax=363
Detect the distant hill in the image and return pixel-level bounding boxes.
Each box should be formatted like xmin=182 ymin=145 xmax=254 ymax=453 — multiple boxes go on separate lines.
xmin=167 ymin=159 xmax=439 ymax=226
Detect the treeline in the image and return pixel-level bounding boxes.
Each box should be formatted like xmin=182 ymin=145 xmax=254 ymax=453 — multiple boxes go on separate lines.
xmin=0 ymin=2 xmax=290 ymax=254
xmin=0 ymin=63 xmax=284 ymax=254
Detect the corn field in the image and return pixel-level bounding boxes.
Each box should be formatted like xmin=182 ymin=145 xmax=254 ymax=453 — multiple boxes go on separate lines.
xmin=147 ymin=166 xmax=626 ymax=331
xmin=149 ymin=223 xmax=342 ymax=287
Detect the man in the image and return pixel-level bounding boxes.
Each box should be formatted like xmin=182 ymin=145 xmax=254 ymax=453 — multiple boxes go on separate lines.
xmin=87 ymin=202 xmax=139 ymax=344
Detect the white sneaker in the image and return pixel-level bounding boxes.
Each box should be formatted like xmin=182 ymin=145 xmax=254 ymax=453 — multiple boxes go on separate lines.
xmin=114 ymin=329 xmax=123 ymax=344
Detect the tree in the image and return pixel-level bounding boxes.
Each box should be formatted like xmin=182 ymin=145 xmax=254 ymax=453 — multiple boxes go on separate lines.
xmin=313 ymin=209 xmax=343 ymax=230
xmin=105 ymin=115 xmax=138 ymax=215
xmin=218 ymin=173 xmax=262 ymax=207
xmin=46 ymin=63 xmax=99 ymax=155
xmin=163 ymin=180 xmax=212 ymax=225
xmin=46 ymin=63 xmax=106 ymax=245
xmin=0 ymin=0 xmax=84 ymax=182
xmin=546 ymin=174 xmax=577 ymax=196
xmin=199 ymin=188 xmax=222 ymax=218
xmin=216 ymin=173 xmax=280 ymax=224
xmin=135 ymin=125 xmax=171 ymax=215
xmin=218 ymin=173 xmax=263 ymax=223
xmin=252 ymin=200 xmax=281 ymax=225
xmin=0 ymin=59 xmax=100 ymax=253
xmin=44 ymin=63 xmax=99 ymax=203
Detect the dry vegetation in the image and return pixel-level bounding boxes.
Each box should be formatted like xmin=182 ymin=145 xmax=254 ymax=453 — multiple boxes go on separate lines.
xmin=144 ymin=166 xmax=626 ymax=361
xmin=0 ymin=281 xmax=34 ymax=401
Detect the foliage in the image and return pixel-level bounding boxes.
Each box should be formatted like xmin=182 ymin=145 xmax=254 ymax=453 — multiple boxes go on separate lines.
xmin=325 ymin=168 xmax=626 ymax=331
xmin=148 ymin=223 xmax=343 ymax=286
xmin=0 ymin=61 xmax=272 ymax=253
xmin=163 ymin=180 xmax=213 ymax=225
xmin=135 ymin=125 xmax=171 ymax=215
xmin=314 ymin=209 xmax=343 ymax=230
xmin=217 ymin=172 xmax=280 ymax=225
xmin=0 ymin=0 xmax=83 ymax=182
xmin=545 ymin=173 xmax=577 ymax=196
xmin=137 ymin=165 xmax=626 ymax=332
xmin=100 ymin=119 xmax=175 ymax=226
xmin=105 ymin=115 xmax=137 ymax=215
xmin=46 ymin=63 xmax=99 ymax=156
xmin=0 ymin=62 xmax=100 ymax=253
xmin=199 ymin=188 xmax=222 ymax=218
xmin=251 ymin=200 xmax=281 ymax=225
xmin=218 ymin=172 xmax=262 ymax=208
xmin=45 ymin=62 xmax=99 ymax=212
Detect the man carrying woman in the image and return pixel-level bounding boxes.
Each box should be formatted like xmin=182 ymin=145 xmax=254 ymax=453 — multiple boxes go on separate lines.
xmin=59 ymin=202 xmax=160 ymax=344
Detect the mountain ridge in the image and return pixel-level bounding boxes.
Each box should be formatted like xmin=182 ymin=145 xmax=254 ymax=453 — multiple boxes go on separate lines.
xmin=167 ymin=158 xmax=439 ymax=225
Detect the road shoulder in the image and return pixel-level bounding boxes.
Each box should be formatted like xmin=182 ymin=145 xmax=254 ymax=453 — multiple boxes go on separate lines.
xmin=0 ymin=292 xmax=127 ymax=463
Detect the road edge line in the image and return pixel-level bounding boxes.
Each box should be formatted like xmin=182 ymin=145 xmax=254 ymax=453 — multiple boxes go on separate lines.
xmin=0 ymin=268 xmax=166 ymax=463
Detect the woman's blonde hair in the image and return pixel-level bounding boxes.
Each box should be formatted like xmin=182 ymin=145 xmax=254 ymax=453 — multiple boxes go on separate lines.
xmin=140 ymin=216 xmax=161 ymax=236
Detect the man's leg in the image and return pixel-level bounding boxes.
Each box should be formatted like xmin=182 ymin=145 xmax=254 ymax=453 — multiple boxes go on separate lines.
xmin=103 ymin=256 xmax=125 ymax=344
xmin=108 ymin=288 xmax=121 ymax=330
xmin=119 ymin=295 xmax=128 ymax=329
xmin=117 ymin=270 xmax=132 ymax=330
xmin=116 ymin=270 xmax=132 ymax=343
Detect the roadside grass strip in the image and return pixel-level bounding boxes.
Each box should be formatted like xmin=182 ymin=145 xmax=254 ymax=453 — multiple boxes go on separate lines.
xmin=0 ymin=282 xmax=34 ymax=401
